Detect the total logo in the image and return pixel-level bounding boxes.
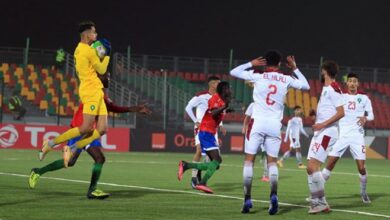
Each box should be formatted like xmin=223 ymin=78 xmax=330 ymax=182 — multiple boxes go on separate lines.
xmin=0 ymin=125 xmax=19 ymax=148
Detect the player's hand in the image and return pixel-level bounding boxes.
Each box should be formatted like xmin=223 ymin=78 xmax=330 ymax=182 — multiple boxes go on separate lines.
xmin=137 ymin=104 xmax=152 ymax=115
xmin=100 ymin=38 xmax=111 ymax=55
xmin=286 ymin=56 xmax=297 ymax=70
xmin=220 ymin=126 xmax=227 ymax=136
xmin=241 ymin=127 xmax=246 ymax=135
xmin=251 ymin=57 xmax=267 ymax=67
xmin=357 ymin=116 xmax=367 ymax=126
xmin=312 ymin=122 xmax=326 ymax=131
xmin=195 ymin=122 xmax=200 ymax=128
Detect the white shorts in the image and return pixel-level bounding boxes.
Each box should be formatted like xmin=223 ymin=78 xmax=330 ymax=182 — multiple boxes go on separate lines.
xmin=194 ymin=127 xmax=218 ymax=146
xmin=307 ymin=126 xmax=338 ymax=163
xmin=289 ymin=136 xmax=301 ymax=149
xmin=245 ymin=119 xmax=281 ymax=158
xmin=328 ymin=135 xmax=366 ymax=160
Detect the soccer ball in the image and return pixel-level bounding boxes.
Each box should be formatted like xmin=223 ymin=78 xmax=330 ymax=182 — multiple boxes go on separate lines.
xmin=91 ymin=40 xmax=106 ymax=59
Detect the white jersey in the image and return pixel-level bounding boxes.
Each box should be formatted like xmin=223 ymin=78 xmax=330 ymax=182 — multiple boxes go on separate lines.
xmin=230 ymin=62 xmax=310 ymax=122
xmin=316 ymin=84 xmax=345 ymax=126
xmin=245 ymin=102 xmax=255 ymax=117
xmin=185 ymin=90 xmax=212 ymax=123
xmin=339 ymin=93 xmax=374 ymax=138
xmin=285 ymin=117 xmax=308 ymax=142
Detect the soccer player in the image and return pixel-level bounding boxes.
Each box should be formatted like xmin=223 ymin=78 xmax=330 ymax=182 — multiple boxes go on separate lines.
xmin=230 ymin=51 xmax=310 ymax=215
xmin=39 ymin=21 xmax=111 ymax=160
xmin=178 ymin=82 xmax=232 ymax=194
xmin=29 ymin=73 xmax=151 ymax=199
xmin=277 ymin=105 xmax=309 ymax=169
xmin=323 ymin=72 xmax=374 ymax=203
xmin=184 ymin=76 xmax=227 ymax=188
xmin=306 ymin=60 xmax=345 ymax=214
xmin=242 ymin=102 xmax=269 ymax=182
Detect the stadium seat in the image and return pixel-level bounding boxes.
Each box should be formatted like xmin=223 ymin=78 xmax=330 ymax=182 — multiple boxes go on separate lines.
xmin=184 ymin=72 xmax=192 ymax=81
xmin=287 ymin=88 xmax=295 ymax=108
xmin=199 ymin=73 xmax=206 ymax=82
xmin=39 ymin=100 xmax=48 ymax=110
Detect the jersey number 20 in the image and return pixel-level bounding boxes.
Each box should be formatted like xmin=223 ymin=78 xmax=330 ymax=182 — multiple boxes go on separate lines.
xmin=266 ymin=85 xmax=277 ymax=106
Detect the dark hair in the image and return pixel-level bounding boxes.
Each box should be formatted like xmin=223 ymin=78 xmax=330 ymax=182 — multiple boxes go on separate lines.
xmin=321 ymin=60 xmax=339 ymax=78
xmin=265 ymin=50 xmax=282 ymax=66
xmin=208 ymin=76 xmax=220 ymax=82
xmin=217 ymin=81 xmax=230 ymax=95
xmin=78 ymin=21 xmax=95 ymax=33
xmin=347 ymin=72 xmax=359 ymax=79
xmin=294 ymin=105 xmax=301 ymax=110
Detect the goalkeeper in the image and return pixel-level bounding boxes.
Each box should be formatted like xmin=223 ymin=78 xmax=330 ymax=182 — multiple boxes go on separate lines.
xmin=39 ymin=21 xmax=112 ymax=160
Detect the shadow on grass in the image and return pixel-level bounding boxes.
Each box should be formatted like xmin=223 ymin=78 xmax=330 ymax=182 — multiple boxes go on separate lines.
xmin=108 ymin=189 xmax=175 ymax=199
xmin=329 ymin=193 xmax=386 ymax=209
xmin=210 ymin=182 xmax=242 ymax=192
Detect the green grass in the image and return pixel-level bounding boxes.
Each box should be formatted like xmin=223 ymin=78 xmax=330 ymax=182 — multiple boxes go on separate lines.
xmin=0 ymin=149 xmax=389 ymax=220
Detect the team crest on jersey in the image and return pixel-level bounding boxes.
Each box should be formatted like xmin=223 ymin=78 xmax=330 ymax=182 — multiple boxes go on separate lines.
xmin=357 ymin=97 xmax=362 ymax=103
xmin=90 ymin=105 xmax=96 ymax=111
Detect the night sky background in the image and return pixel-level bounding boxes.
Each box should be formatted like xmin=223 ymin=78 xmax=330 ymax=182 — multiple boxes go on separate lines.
xmin=2 ymin=0 xmax=390 ymax=67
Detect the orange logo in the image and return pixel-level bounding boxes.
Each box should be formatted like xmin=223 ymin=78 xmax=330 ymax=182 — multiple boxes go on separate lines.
xmin=152 ymin=133 xmax=166 ymax=149
xmin=230 ymin=136 xmax=244 ymax=152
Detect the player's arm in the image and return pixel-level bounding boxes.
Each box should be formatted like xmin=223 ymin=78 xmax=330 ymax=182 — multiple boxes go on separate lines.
xmin=210 ymin=103 xmax=229 ymax=119
xmin=185 ymin=96 xmax=201 ymax=125
xmin=219 ymin=122 xmax=227 ymax=136
xmin=313 ymin=90 xmax=345 ymax=131
xmin=286 ymin=56 xmax=310 ymax=90
xmin=105 ymin=98 xmax=151 ymax=114
xmin=89 ymin=49 xmax=110 ymax=75
xmin=229 ymin=57 xmax=266 ymax=81
xmin=358 ymin=96 xmax=374 ymax=126
xmin=284 ymin=120 xmax=291 ymax=142
xmin=242 ymin=115 xmax=250 ymax=134
xmin=299 ymin=119 xmax=309 ymax=137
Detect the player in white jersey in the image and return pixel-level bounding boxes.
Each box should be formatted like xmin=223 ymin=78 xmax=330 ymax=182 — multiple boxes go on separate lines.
xmin=184 ymin=76 xmax=226 ymax=188
xmin=322 ymin=72 xmax=374 ymax=203
xmin=242 ymin=102 xmax=269 ymax=182
xmin=230 ymin=51 xmax=310 ymax=215
xmin=306 ymin=60 xmax=345 ymax=214
xmin=277 ymin=105 xmax=309 ymax=169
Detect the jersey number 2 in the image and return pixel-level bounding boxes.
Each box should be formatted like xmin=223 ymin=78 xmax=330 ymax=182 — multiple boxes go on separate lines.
xmin=266 ymin=85 xmax=277 ymax=106
xmin=348 ymin=101 xmax=356 ymax=110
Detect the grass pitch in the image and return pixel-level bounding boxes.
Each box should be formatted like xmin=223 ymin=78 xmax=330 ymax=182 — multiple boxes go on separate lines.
xmin=0 ymin=149 xmax=389 ymax=219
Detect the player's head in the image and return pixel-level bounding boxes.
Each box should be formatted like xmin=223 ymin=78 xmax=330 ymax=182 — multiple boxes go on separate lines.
xmin=79 ymin=20 xmax=97 ymax=43
xmin=265 ymin=50 xmax=282 ymax=68
xmin=216 ymin=81 xmax=231 ymax=102
xmin=321 ymin=60 xmax=339 ymax=83
xmin=293 ymin=105 xmax=303 ymax=116
xmin=98 ymin=72 xmax=111 ymax=88
xmin=208 ymin=76 xmax=221 ymax=91
xmin=346 ymin=72 xmax=359 ymax=94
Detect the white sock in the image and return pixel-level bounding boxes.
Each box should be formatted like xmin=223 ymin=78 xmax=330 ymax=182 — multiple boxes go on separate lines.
xmin=243 ymin=161 xmax=254 ymax=200
xmin=191 ymin=161 xmax=199 ymax=178
xmin=268 ymin=162 xmax=279 ymax=196
xmin=311 ymin=171 xmax=325 ymax=199
xmin=322 ymin=168 xmax=331 ymax=181
xmin=296 ymin=152 xmax=302 ymax=164
xmin=263 ymin=158 xmax=268 ymax=177
xmin=281 ymin=151 xmax=290 ymax=161
xmin=307 ymin=174 xmax=313 ymax=198
xmin=359 ymin=174 xmax=367 ymax=194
